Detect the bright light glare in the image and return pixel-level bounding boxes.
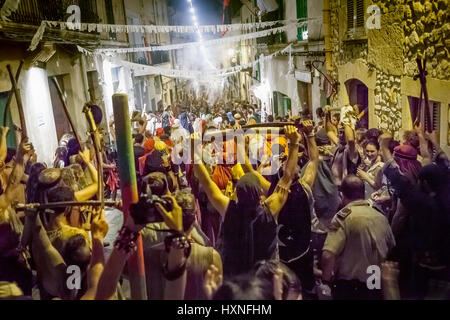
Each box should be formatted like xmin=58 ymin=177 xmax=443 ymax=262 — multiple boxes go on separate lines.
xmin=192 ymin=15 xmax=197 ymax=21
xmin=190 ymin=7 xmax=195 ymax=13
xmin=194 ymin=22 xmax=198 ymax=27
xmin=228 ymin=48 xmax=235 ymax=56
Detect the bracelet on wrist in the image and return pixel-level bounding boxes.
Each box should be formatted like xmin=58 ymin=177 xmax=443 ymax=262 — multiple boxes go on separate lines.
xmin=164 ymin=233 xmax=192 ymax=258
xmin=162 ymin=259 xmax=188 ymax=281
xmin=162 ymin=233 xmax=191 ymax=281
xmin=114 ymin=226 xmax=139 ymax=254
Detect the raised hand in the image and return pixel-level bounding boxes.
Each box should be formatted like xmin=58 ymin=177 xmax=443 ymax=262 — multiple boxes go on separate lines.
xmin=18 ymin=137 xmax=32 ymax=158
xmin=414 ymin=123 xmax=425 ymax=136
xmin=78 ymin=148 xmax=91 ymax=164
xmin=299 ymin=120 xmax=314 ymax=135
xmin=273 ymin=267 xmax=283 ymax=300
xmin=204 ymin=264 xmax=222 ymax=300
xmin=424 ymin=130 xmax=438 ymax=145
xmin=378 ymin=132 xmax=393 ymax=150
xmin=91 ymin=209 xmax=109 ymax=240
xmin=381 ymin=261 xmax=400 ymax=283
xmin=155 ymin=194 xmax=183 ymax=232
xmin=190 ymin=133 xmax=202 ymax=162
xmin=284 ymin=125 xmax=300 ymax=145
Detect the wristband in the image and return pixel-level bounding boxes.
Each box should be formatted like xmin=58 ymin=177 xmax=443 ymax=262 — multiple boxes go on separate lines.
xmin=162 ymin=260 xmax=188 ymax=281
xmin=162 ymin=233 xmax=191 ymax=281
xmin=114 ymin=226 xmax=139 ymax=254
xmin=164 ymin=233 xmax=192 ymax=257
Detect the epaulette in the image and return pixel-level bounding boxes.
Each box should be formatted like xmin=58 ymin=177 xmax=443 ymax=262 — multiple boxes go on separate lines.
xmin=336 ymin=207 xmax=352 ymax=220
xmin=328 ymin=207 xmax=352 ymax=231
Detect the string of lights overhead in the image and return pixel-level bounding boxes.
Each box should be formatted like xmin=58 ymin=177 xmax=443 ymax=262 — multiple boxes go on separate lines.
xmin=187 ymin=0 xmax=216 ymax=70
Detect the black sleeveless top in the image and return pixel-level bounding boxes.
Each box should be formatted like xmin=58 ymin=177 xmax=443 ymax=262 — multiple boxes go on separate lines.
xmin=220 ymin=200 xmax=277 ymax=277
xmin=277 ymin=180 xmax=312 ymax=261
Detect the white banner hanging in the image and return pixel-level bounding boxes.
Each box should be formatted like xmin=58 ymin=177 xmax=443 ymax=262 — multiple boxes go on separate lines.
xmin=95 ymin=22 xmax=305 ymax=54
xmin=28 ymin=17 xmax=321 ymax=51
xmin=96 ymin=44 xmax=293 ymax=80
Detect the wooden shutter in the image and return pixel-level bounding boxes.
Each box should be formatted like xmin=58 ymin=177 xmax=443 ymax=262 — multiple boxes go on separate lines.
xmin=356 ymin=0 xmax=365 ymax=28
xmin=347 ymin=0 xmax=354 ymax=31
xmin=426 ymin=102 xmax=440 ymax=131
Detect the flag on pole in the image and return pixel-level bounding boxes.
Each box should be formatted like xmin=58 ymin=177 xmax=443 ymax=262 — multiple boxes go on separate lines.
xmin=222 ymin=0 xmax=232 ymax=36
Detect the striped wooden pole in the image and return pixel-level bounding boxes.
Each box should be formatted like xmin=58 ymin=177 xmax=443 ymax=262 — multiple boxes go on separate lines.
xmin=112 ymin=93 xmax=147 ymax=300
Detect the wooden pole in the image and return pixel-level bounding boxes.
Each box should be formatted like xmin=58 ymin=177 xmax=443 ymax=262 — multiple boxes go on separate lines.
xmin=414 ymin=58 xmax=432 ymax=133
xmin=3 ymin=60 xmax=23 ymax=127
xmin=51 ymin=77 xmax=82 ymax=147
xmin=112 ymin=93 xmax=147 ymax=300
xmin=6 ymin=64 xmax=26 ymax=138
xmin=83 ymin=104 xmax=104 ymax=207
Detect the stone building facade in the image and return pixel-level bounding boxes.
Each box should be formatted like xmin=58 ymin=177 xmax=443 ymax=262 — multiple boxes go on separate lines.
xmin=329 ymin=0 xmax=449 ymax=152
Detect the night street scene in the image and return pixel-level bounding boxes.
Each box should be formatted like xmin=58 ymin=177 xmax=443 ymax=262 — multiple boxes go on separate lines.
xmin=0 ymin=0 xmax=449 ymax=303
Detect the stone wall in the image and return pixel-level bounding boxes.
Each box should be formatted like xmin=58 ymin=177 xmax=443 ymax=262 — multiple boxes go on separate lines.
xmin=329 ymin=0 xmax=449 ymax=134
xmin=402 ymin=0 xmax=449 ymax=80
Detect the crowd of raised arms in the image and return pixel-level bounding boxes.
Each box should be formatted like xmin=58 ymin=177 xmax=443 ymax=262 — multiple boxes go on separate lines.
xmin=0 ymin=97 xmax=449 ymax=300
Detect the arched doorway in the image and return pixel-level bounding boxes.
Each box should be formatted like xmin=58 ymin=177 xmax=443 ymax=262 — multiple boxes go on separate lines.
xmin=345 ymin=79 xmax=368 ymax=129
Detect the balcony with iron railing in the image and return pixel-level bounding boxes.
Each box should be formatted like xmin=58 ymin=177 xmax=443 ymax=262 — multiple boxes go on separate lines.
xmin=0 ymin=0 xmax=100 ymax=25
xmin=0 ymin=0 xmax=102 ymax=46
xmin=151 ymin=50 xmax=170 ymax=65
xmin=127 ymin=48 xmax=170 ymax=67
xmin=255 ymin=8 xmax=287 ymax=53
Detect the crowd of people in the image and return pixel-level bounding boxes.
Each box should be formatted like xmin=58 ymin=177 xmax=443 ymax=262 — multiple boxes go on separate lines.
xmin=0 ymin=97 xmax=449 ymax=300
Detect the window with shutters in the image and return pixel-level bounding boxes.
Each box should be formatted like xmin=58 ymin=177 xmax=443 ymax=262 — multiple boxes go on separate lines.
xmin=346 ymin=0 xmax=366 ymax=39
xmin=408 ymin=97 xmax=440 ymax=134
xmin=105 ymin=0 xmax=117 ymax=40
xmin=297 ymin=0 xmax=308 ymax=41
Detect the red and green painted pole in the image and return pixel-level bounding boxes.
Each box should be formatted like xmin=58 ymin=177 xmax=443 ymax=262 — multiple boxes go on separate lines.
xmin=112 ymin=93 xmax=147 ymax=300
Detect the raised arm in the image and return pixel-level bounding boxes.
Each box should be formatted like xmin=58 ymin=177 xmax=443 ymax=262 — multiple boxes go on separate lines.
xmin=238 ymin=136 xmax=270 ymax=195
xmin=0 ymin=137 xmax=31 ymax=209
xmin=344 ymin=124 xmax=358 ymax=162
xmin=324 ymin=106 xmax=338 ymax=145
xmin=81 ymin=211 xmax=108 ymax=300
xmin=163 ymin=242 xmax=188 ymax=300
xmin=75 ymin=149 xmax=99 ymax=202
xmin=139 ymin=117 xmax=148 ymax=135
xmin=0 ymin=126 xmax=9 ymax=164
xmin=264 ymin=126 xmax=300 ymax=218
xmin=191 ymin=134 xmax=229 ymax=218
xmin=300 ymin=121 xmax=319 ymax=189
xmin=379 ymin=133 xmax=394 ymax=163
xmin=95 ymin=216 xmax=141 ymax=300
xmin=415 ymin=124 xmax=432 ymax=166
xmin=26 ymin=209 xmax=73 ymax=299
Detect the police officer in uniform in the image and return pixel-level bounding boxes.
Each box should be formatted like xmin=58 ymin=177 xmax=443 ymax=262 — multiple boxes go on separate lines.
xmin=321 ymin=175 xmax=395 ymax=300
